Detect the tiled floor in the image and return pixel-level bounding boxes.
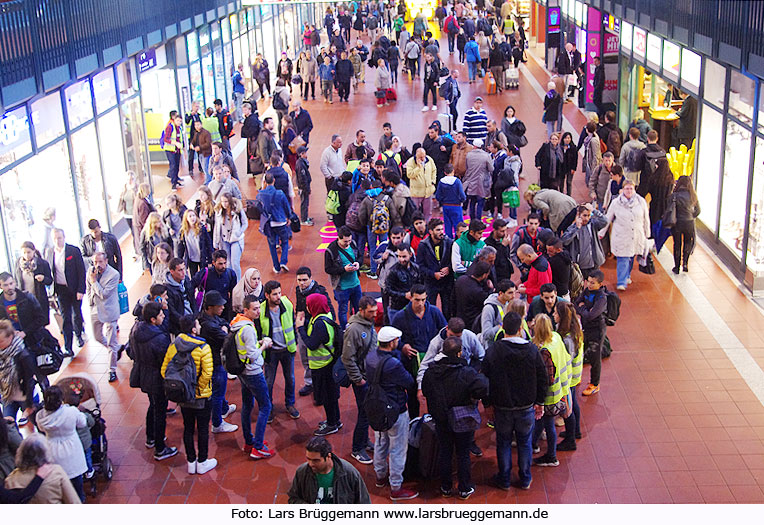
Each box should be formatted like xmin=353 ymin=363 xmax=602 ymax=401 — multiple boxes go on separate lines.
xmin=41 ymin=35 xmax=764 ymax=505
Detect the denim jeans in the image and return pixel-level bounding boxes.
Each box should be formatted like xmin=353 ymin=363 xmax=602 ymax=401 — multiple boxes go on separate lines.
xmin=616 ymin=256 xmax=634 ymax=287
xmin=373 ymin=410 xmax=409 ymax=490
xmin=264 ymin=350 xmax=296 ymax=407
xmin=367 ymin=227 xmax=388 ymax=274
xmin=267 ymin=225 xmax=290 ymax=272
xmin=334 ymin=284 xmax=362 ymax=329
xmin=351 ymin=382 xmax=371 ymax=453
xmin=562 ymin=385 xmax=581 ymax=439
xmin=532 ymin=413 xmax=557 ymax=459
xmin=494 ymin=406 xmax=535 ymax=487
xmin=146 ymin=391 xmax=168 ymax=453
xmin=447 ymin=32 xmax=456 ymax=53
xmin=165 ymin=150 xmax=181 ymax=186
xmin=435 ymin=422 xmax=473 ymax=492
xmin=352 ymin=230 xmax=368 ymax=264
xmin=240 ymin=373 xmax=271 ymax=449
xmin=545 ymin=120 xmax=557 ymax=139
xmin=222 ymin=239 xmax=244 ymax=280
xmin=70 ymin=474 xmax=86 ymax=503
xmin=467 ymin=195 xmax=485 ymax=221
xmin=210 ymin=364 xmax=230 ymax=428
xmin=467 ymin=61 xmax=478 ymax=81
xmin=442 ymin=205 xmax=463 ymax=239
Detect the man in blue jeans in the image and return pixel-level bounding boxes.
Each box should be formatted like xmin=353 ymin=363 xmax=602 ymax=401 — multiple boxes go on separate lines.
xmin=482 ymin=312 xmax=548 ymax=490
xmin=256 ymin=172 xmax=292 ymax=274
xmin=324 ymin=226 xmax=363 ymax=329
xmin=232 ymin=294 xmax=274 ymax=460
xmin=162 ymin=111 xmax=184 ymax=190
xmin=341 ymin=296 xmax=378 ymax=464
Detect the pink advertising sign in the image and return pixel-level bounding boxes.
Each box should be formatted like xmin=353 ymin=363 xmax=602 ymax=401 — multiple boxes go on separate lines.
xmin=585 ymin=32 xmax=601 ymax=103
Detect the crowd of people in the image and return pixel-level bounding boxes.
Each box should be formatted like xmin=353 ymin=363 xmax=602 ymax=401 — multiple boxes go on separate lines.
xmin=0 ymin=0 xmax=704 ymax=506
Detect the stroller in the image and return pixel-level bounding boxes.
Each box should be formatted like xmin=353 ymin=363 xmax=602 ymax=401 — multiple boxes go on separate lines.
xmin=55 ymin=373 xmax=113 ymax=496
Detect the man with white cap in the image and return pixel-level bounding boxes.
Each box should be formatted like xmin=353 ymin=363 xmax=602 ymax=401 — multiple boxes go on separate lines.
xmin=364 ymin=326 xmax=419 ymax=501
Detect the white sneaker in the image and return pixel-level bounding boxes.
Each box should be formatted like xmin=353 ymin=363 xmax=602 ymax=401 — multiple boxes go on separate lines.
xmin=497 ymin=213 xmax=503 ymax=220
xmin=421 ymin=106 xmax=428 ymax=112
xmin=196 ymin=458 xmax=218 ymax=475
xmin=616 ymin=285 xmax=627 ymax=291
xmin=212 ymin=421 xmax=238 ymax=433
xmin=223 ymin=404 xmax=237 ymax=418
xmin=187 ymin=461 xmax=197 ymax=475
xmin=431 ymin=105 xmax=438 ymax=111
xmin=227 ymin=373 xmax=237 ymax=380
xmin=627 ymin=278 xmax=633 ymax=284
xmin=507 ymin=218 xmax=518 ymax=228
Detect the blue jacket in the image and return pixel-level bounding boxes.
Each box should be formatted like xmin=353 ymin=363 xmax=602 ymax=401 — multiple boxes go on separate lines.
xmin=465 ymin=40 xmax=481 ymax=63
xmin=232 ymin=70 xmax=245 ymax=94
xmin=256 ymin=185 xmax=291 ymax=225
xmin=415 ymin=235 xmax=454 ymax=288
xmin=435 ymin=175 xmax=466 ymax=205
xmin=391 ymin=302 xmax=447 ymax=356
xmin=318 ymin=63 xmax=335 ymax=81
xmin=463 ymin=19 xmax=476 ymax=38
xmin=365 ymin=348 xmax=415 ymax=415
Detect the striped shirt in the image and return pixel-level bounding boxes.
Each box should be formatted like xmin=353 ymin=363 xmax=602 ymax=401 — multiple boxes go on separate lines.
xmin=462 ymin=108 xmax=488 ymax=143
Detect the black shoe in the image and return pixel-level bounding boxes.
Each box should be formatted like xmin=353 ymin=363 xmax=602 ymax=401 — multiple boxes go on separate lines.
xmin=62 ymin=348 xmax=75 ymax=358
xmin=683 ymin=265 xmax=689 ymax=272
xmin=469 ymin=442 xmax=483 ymax=457
xmin=298 ymin=384 xmax=313 ymax=396
xmin=77 ymin=335 xmax=86 ymax=347
xmin=117 ymin=344 xmax=125 ymax=362
xmin=459 ymin=486 xmax=475 ymax=500
xmin=153 ymin=446 xmax=179 ymax=461
xmin=556 ymin=440 xmax=577 ymax=451
xmin=314 ymin=422 xmax=342 ymax=436
xmin=559 ymin=431 xmax=582 ymax=440
xmin=440 ymin=486 xmax=453 ymax=498
xmin=510 ymin=479 xmax=532 ymax=490
xmin=108 ymin=371 xmax=117 ymax=383
xmin=166 ymin=407 xmax=177 ymax=415
xmin=533 ymin=455 xmax=559 ymax=467
xmin=672 ymin=267 xmax=680 ymax=274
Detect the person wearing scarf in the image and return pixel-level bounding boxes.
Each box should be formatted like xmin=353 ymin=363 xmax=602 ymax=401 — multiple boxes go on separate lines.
xmin=0 ymin=324 xmax=38 ymax=423
xmin=534 ymin=132 xmax=564 ymax=191
xmin=542 ymin=82 xmax=561 ymax=139
xmin=296 ymin=294 xmax=342 ymax=436
xmin=232 ymin=268 xmax=265 ymax=313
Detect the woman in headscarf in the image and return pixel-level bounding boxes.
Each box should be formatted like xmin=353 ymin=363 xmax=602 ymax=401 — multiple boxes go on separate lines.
xmin=232 ymin=268 xmax=265 ymax=313
xmin=296 ymin=293 xmax=341 ymax=437
xmin=534 ymin=132 xmax=564 ymax=190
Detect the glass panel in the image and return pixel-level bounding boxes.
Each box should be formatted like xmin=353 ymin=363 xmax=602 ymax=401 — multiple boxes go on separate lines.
xmin=749 ymin=137 xmax=764 ymax=272
xmin=141 ymin=58 xmax=180 ymax=167
xmin=120 ymin=97 xmax=149 ymax=185
xmin=662 ymin=40 xmax=680 ymax=83
xmin=71 ymin=123 xmax=108 ymax=231
xmin=696 ymin=106 xmax=723 ymax=234
xmin=175 ymin=37 xmax=188 ymax=67
xmin=190 ymin=61 xmax=204 ymax=109
xmin=97 ymin=109 xmax=128 ymax=229
xmin=0 ymin=107 xmax=33 ymax=170
xmin=1 ymin=141 xmax=79 ymax=257
xmin=703 ymin=59 xmax=726 ymax=110
xmin=92 ymin=70 xmax=117 ymax=114
xmin=31 ymin=93 xmax=65 ymax=147
xmin=64 ymin=80 xmax=94 ymax=128
xmin=646 ymin=33 xmax=661 ymax=70
xmin=728 ymin=70 xmax=755 ymax=124
xmin=211 ymin=21 xmax=221 ymax=47
xmin=222 ymin=18 xmax=231 ymax=44
xmin=680 ymin=48 xmax=701 ymax=95
xmin=262 ymin=17 xmax=277 ymax=70
xmin=621 ymin=22 xmax=632 ymax=51
xmin=230 ymin=13 xmax=239 ymax=36
xmin=759 ymin=88 xmax=764 ymax=136
xmin=116 ymin=59 xmax=138 ymax=98
xmin=187 ymin=31 xmax=199 ymax=62
xmin=718 ymin=119 xmax=751 ymax=259
xmin=214 ymin=45 xmax=226 ymax=104
xmin=202 ymin=53 xmax=215 ymax=107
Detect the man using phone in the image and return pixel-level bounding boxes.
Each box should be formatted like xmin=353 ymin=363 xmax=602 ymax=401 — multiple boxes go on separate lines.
xmin=324 ymin=226 xmax=362 ymax=330
xmin=86 ymin=252 xmax=122 ymax=382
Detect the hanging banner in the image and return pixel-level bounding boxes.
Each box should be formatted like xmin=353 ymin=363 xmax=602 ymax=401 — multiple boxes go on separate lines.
xmin=585 ymin=32 xmax=601 ymax=104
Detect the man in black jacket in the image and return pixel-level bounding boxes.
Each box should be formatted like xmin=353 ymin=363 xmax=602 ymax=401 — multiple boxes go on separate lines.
xmin=81 ymin=219 xmax=123 ymax=279
xmin=546 ymin=238 xmax=572 ymax=298
xmin=193 ymin=250 xmax=237 ymax=321
xmin=422 ymin=53 xmax=441 ymax=112
xmin=422 ymin=336 xmax=488 ymax=499
xmin=482 ymin=312 xmax=548 ymax=490
xmin=484 ymin=218 xmax=513 ymax=282
xmin=454 ymin=261 xmax=492 ymax=331
xmin=240 ymin=102 xmax=261 ymax=177
xmin=416 ymin=218 xmax=455 ymax=319
xmin=575 ymin=270 xmax=608 ymax=397
xmin=592 ymin=56 xmax=605 ymax=117
xmin=385 ymin=243 xmax=422 ymax=321
xmin=164 ymin=259 xmax=198 ymax=336
xmin=198 ymin=290 xmax=238 ymax=434
xmin=48 ymin=228 xmax=86 ymax=355
xmin=289 ymin=103 xmax=314 ymax=144
xmin=184 ymin=101 xmax=204 ymax=174
xmin=335 ymin=51 xmax=354 ymax=102
xmin=0 ymin=273 xmax=49 ymax=349
xmin=295 ymin=266 xmax=335 ymax=397
xmin=295 ymin=146 xmax=313 ymax=226
xmin=422 ymin=125 xmax=455 ymax=180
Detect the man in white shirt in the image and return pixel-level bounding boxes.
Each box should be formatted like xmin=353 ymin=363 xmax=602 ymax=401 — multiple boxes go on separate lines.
xmin=320 ymin=134 xmax=346 ymax=190
xmin=48 ymin=229 xmax=87 ymax=356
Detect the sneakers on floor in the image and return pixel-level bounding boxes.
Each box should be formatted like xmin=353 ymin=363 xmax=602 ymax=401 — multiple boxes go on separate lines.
xmin=212 ymin=421 xmax=238 ymax=433
xmin=299 ymin=384 xmax=314 ymax=396
xmin=313 ymin=422 xmax=343 ymax=436
xmin=196 ymin=458 xmax=218 ymax=474
xmin=351 ymin=450 xmax=373 ymax=465
xmin=108 ymin=371 xmax=117 ymax=383
xmin=154 ymin=446 xmax=179 ymax=461
xmin=440 ymin=486 xmax=453 ymax=498
xmin=582 ymin=383 xmax=600 ymax=396
xmin=469 ymin=442 xmax=483 ymax=457
xmin=421 ymin=106 xmax=429 ymax=112
xmin=286 ymin=405 xmax=301 ymax=419
xmin=390 ymin=487 xmax=419 ymax=501
xmin=459 ymin=486 xmax=475 ymax=500
xmin=250 ymin=444 xmax=275 ymax=460
xmin=375 ymin=477 xmax=389 ymax=488
xmin=532 ymin=445 xmax=541 ymax=454
xmin=187 ymin=461 xmax=197 ymax=474
xmin=222 ymin=404 xmax=237 ymax=418
xmin=556 ymin=440 xmax=577 ymax=451
xmin=533 ymin=455 xmax=560 ymax=467
xmin=489 ymin=475 xmax=511 ymax=491
xmin=616 ymin=285 xmax=627 ymax=291
xmin=431 ymin=105 xmax=438 ymax=111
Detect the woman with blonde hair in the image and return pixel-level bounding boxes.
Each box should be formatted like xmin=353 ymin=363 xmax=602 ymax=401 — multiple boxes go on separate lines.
xmin=213 ymin=193 xmax=248 ymax=279
xmin=150 ymin=242 xmax=173 ymax=285
xmin=508 ymin=298 xmax=531 ymax=339
xmin=555 ymin=302 xmax=584 ymax=450
xmin=194 ymin=186 xmax=216 ymax=234
xmin=132 ymin=182 xmax=155 ymax=256
xmin=530 ymin=313 xmax=571 ymax=467
xmin=177 ymin=209 xmax=213 ymax=277
xmin=140 ymin=211 xmax=171 ymax=271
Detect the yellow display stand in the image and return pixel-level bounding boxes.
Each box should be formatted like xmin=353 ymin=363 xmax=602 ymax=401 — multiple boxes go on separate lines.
xmin=667 ymin=138 xmax=696 ymax=179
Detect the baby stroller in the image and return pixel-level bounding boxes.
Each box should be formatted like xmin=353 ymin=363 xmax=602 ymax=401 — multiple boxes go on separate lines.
xmin=55 ymin=373 xmax=113 ymax=496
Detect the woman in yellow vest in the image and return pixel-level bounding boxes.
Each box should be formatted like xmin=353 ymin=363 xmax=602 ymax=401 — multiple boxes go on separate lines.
xmin=530 ymin=314 xmax=571 ymax=467
xmin=555 ymin=302 xmax=584 ymax=451
xmin=509 ymin=299 xmax=532 ymax=340
xmin=296 ymin=293 xmax=341 ymax=437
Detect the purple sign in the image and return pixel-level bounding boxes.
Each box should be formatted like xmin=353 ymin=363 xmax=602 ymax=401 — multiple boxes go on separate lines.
xmin=548 ymin=7 xmax=561 ymax=33
xmin=138 ymin=48 xmax=157 ymax=73
xmin=585 ymin=32 xmax=601 ymax=104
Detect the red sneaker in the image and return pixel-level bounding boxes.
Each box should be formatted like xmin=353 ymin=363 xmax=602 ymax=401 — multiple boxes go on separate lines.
xmin=390 ymin=488 xmax=419 ymax=501
xmin=250 ymin=444 xmax=274 ymax=460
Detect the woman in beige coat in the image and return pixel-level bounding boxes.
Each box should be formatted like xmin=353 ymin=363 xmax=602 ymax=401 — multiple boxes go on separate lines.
xmin=4 ymin=434 xmax=80 ymax=504
xmin=605 ymin=180 xmax=650 ymax=291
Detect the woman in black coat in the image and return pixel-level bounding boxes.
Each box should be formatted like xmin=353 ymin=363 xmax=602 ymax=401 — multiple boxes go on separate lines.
xmin=670 ymin=175 xmax=701 ymax=274
xmin=14 ymin=242 xmax=53 ymax=324
xmin=648 ymin=157 xmax=676 ymax=230
xmin=534 ymin=133 xmax=564 ymax=190
xmin=559 ymin=131 xmax=579 ymax=196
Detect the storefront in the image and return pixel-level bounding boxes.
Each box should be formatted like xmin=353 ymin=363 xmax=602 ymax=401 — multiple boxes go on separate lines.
xmin=618 ymin=22 xmax=764 ymax=294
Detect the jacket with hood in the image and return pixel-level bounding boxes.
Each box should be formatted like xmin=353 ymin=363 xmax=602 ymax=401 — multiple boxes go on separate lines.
xmin=324 ymin=239 xmax=360 ymax=290
xmin=161 ymin=332 xmax=213 ymax=398
xmin=192 ymin=265 xmax=237 ymax=321
xmin=605 ymin=193 xmax=650 ymax=258
xmin=358 ymin=192 xmax=401 ymax=230
xmin=484 ymin=234 xmax=513 ymax=282
xmin=14 ymin=255 xmax=53 ymax=321
xmin=341 ymin=312 xmax=377 ymax=384
xmin=531 ymin=189 xmax=577 ymax=232
xmin=386 ymin=262 xmax=422 ymax=310
xmin=365 ymin=348 xmax=416 ymax=414
xmin=548 ymin=251 xmax=572 ymax=297
xmin=588 ymin=163 xmax=614 ymax=206
xmin=422 ymin=134 xmax=454 ymax=173
xmin=435 ymin=175 xmax=467 ymax=206
xmin=35 ymin=405 xmax=88 ymax=479
xmin=404 ymin=155 xmax=437 ymax=198
xmin=524 ymin=254 xmax=553 ymax=303
xmin=561 ymin=210 xmax=608 ymax=270
xmin=198 ymin=310 xmax=230 ymax=368
xmin=449 ymin=142 xmax=474 ymax=178
xmin=388 ymin=183 xmax=411 ymax=228
xmin=131 ymin=320 xmax=171 ymax=395
xmin=480 ymin=293 xmax=509 ymax=347
xmin=165 ymin=272 xmax=198 ymax=335
xmin=231 ymin=314 xmax=264 ymax=376
xmin=463 ymin=148 xmax=494 ymax=198
xmin=422 ymin=354 xmax=489 ymax=425
xmin=176 ymin=227 xmax=213 ymax=271
xmin=416 ymin=235 xmax=454 ymax=289
xmin=482 ymin=336 xmax=548 ymax=410
xmin=417 ymin=327 xmax=485 ymax=387
xmin=575 ymin=287 xmax=607 ymax=335
xmin=0 ymin=290 xmax=48 ymax=340
xmin=288 ymin=453 xmax=371 ymax=504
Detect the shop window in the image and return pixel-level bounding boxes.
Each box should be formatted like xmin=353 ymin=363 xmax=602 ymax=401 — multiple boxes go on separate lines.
xmin=187 ymin=32 xmax=199 ymax=63
xmin=30 ymin=93 xmax=65 ymax=148
xmin=190 ymin=61 xmax=204 ymax=108
xmin=214 ymin=46 xmax=226 ymax=104
xmin=71 ymin=123 xmax=108 ymax=231
xmin=116 ymin=60 xmax=138 ymax=98
xmin=749 ymin=137 xmax=764 ymax=272
xmin=696 ymin=105 xmax=723 ymax=234
xmin=718 ymin=120 xmax=752 ymax=259
xmin=93 ymin=69 xmax=117 ymax=114
xmin=202 ymin=54 xmax=215 ymax=108
xmin=703 ymin=59 xmax=726 ymax=110
xmin=222 ymin=17 xmax=231 ymax=44
xmin=120 ymin=97 xmax=149 ymax=185
xmin=0 ymin=141 xmax=79 ymax=260
xmin=728 ymin=70 xmax=755 ymax=124
xmin=64 ymin=80 xmax=94 ymax=129
xmin=97 ymin=110 xmax=128 ymax=230
xmin=141 ymin=44 xmax=180 ymax=164
xmin=0 ymin=107 xmax=33 ymax=170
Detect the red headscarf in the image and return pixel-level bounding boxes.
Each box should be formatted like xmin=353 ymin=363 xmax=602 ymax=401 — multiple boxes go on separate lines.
xmin=306 ymin=293 xmax=330 ymax=318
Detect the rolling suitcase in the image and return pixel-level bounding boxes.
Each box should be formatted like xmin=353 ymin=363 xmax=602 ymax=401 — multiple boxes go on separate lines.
xmin=385 ymin=87 xmax=397 ymax=101
xmin=437 ymin=112 xmax=453 ymax=134
xmin=506 ymin=66 xmax=519 ymax=89
xmin=484 ymin=71 xmax=497 ymax=94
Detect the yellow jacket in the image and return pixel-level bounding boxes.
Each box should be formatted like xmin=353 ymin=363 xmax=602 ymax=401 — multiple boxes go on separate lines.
xmin=405 ymin=155 xmax=437 ymax=198
xmin=161 ymin=333 xmax=213 ymax=399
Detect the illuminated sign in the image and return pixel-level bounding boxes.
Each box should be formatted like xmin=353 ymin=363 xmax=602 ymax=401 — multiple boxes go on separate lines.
xmin=548 ymin=7 xmax=561 ymax=33
xmin=138 ymin=48 xmax=157 ymax=73
xmin=633 ymin=27 xmax=646 ymax=60
xmin=0 ymin=112 xmax=29 ymax=147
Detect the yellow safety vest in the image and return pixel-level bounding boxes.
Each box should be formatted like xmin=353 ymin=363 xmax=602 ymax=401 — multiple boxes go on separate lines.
xmin=568 ymin=337 xmax=584 ymax=388
xmin=306 ymin=314 xmax=335 ymax=370
xmin=542 ymin=332 xmax=572 ymax=406
xmin=259 ymin=297 xmax=297 ymax=354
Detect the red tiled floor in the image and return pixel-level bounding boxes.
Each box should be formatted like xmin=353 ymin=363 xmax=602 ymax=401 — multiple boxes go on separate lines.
xmin=25 ymin=31 xmax=764 ymax=505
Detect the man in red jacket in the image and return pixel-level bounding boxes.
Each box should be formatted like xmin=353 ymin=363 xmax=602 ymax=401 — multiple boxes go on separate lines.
xmin=516 ymin=244 xmax=552 ymax=303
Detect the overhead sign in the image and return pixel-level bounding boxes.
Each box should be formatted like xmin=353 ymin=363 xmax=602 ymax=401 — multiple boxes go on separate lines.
xmin=138 ymin=48 xmax=157 ymax=73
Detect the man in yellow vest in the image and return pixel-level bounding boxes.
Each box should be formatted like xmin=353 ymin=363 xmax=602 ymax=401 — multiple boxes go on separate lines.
xmin=258 ymin=280 xmax=300 ymax=422
xmin=479 ymin=278 xmax=515 ymax=346
xmin=297 ymin=293 xmax=342 ymax=437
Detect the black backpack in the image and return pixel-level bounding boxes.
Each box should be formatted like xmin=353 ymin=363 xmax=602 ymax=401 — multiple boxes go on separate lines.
xmin=382 ymin=151 xmax=402 ymax=179
xmin=471 ymin=304 xmax=500 ymax=334
xmin=602 ymin=286 xmax=621 ymax=326
xmin=222 ymin=327 xmax=246 ymax=376
xmin=399 ymin=196 xmax=419 ymax=227
xmin=28 ymin=329 xmax=64 ymax=376
xmin=272 ymin=94 xmax=288 ymax=111
xmin=364 ymin=355 xmax=401 ymax=432
xmin=163 ymin=349 xmax=197 ymax=404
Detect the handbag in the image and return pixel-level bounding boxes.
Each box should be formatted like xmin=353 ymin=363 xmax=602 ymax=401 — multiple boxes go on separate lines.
xmin=28 ymin=329 xmax=64 ymax=376
xmin=289 ymin=211 xmax=302 ymax=233
xmin=249 ymin=155 xmax=265 ymax=174
xmin=517 ymin=134 xmax=528 ymax=147
xmin=195 ymin=268 xmax=209 ymax=309
xmin=288 ymin=135 xmax=307 ymax=154
xmin=374 ymin=89 xmax=386 ymax=99
xmin=544 ymin=396 xmax=568 ymax=417
xmin=332 ymin=358 xmax=352 ymax=388
xmin=448 ymin=404 xmax=482 ymax=433
xmin=291 ymin=74 xmax=303 ymax=85
xmin=118 ymin=281 xmax=129 ymax=315
xmin=662 ymin=195 xmax=677 ymax=228
xmin=502 ymin=186 xmax=521 ymax=207
xmin=638 ymin=253 xmax=656 ymax=274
